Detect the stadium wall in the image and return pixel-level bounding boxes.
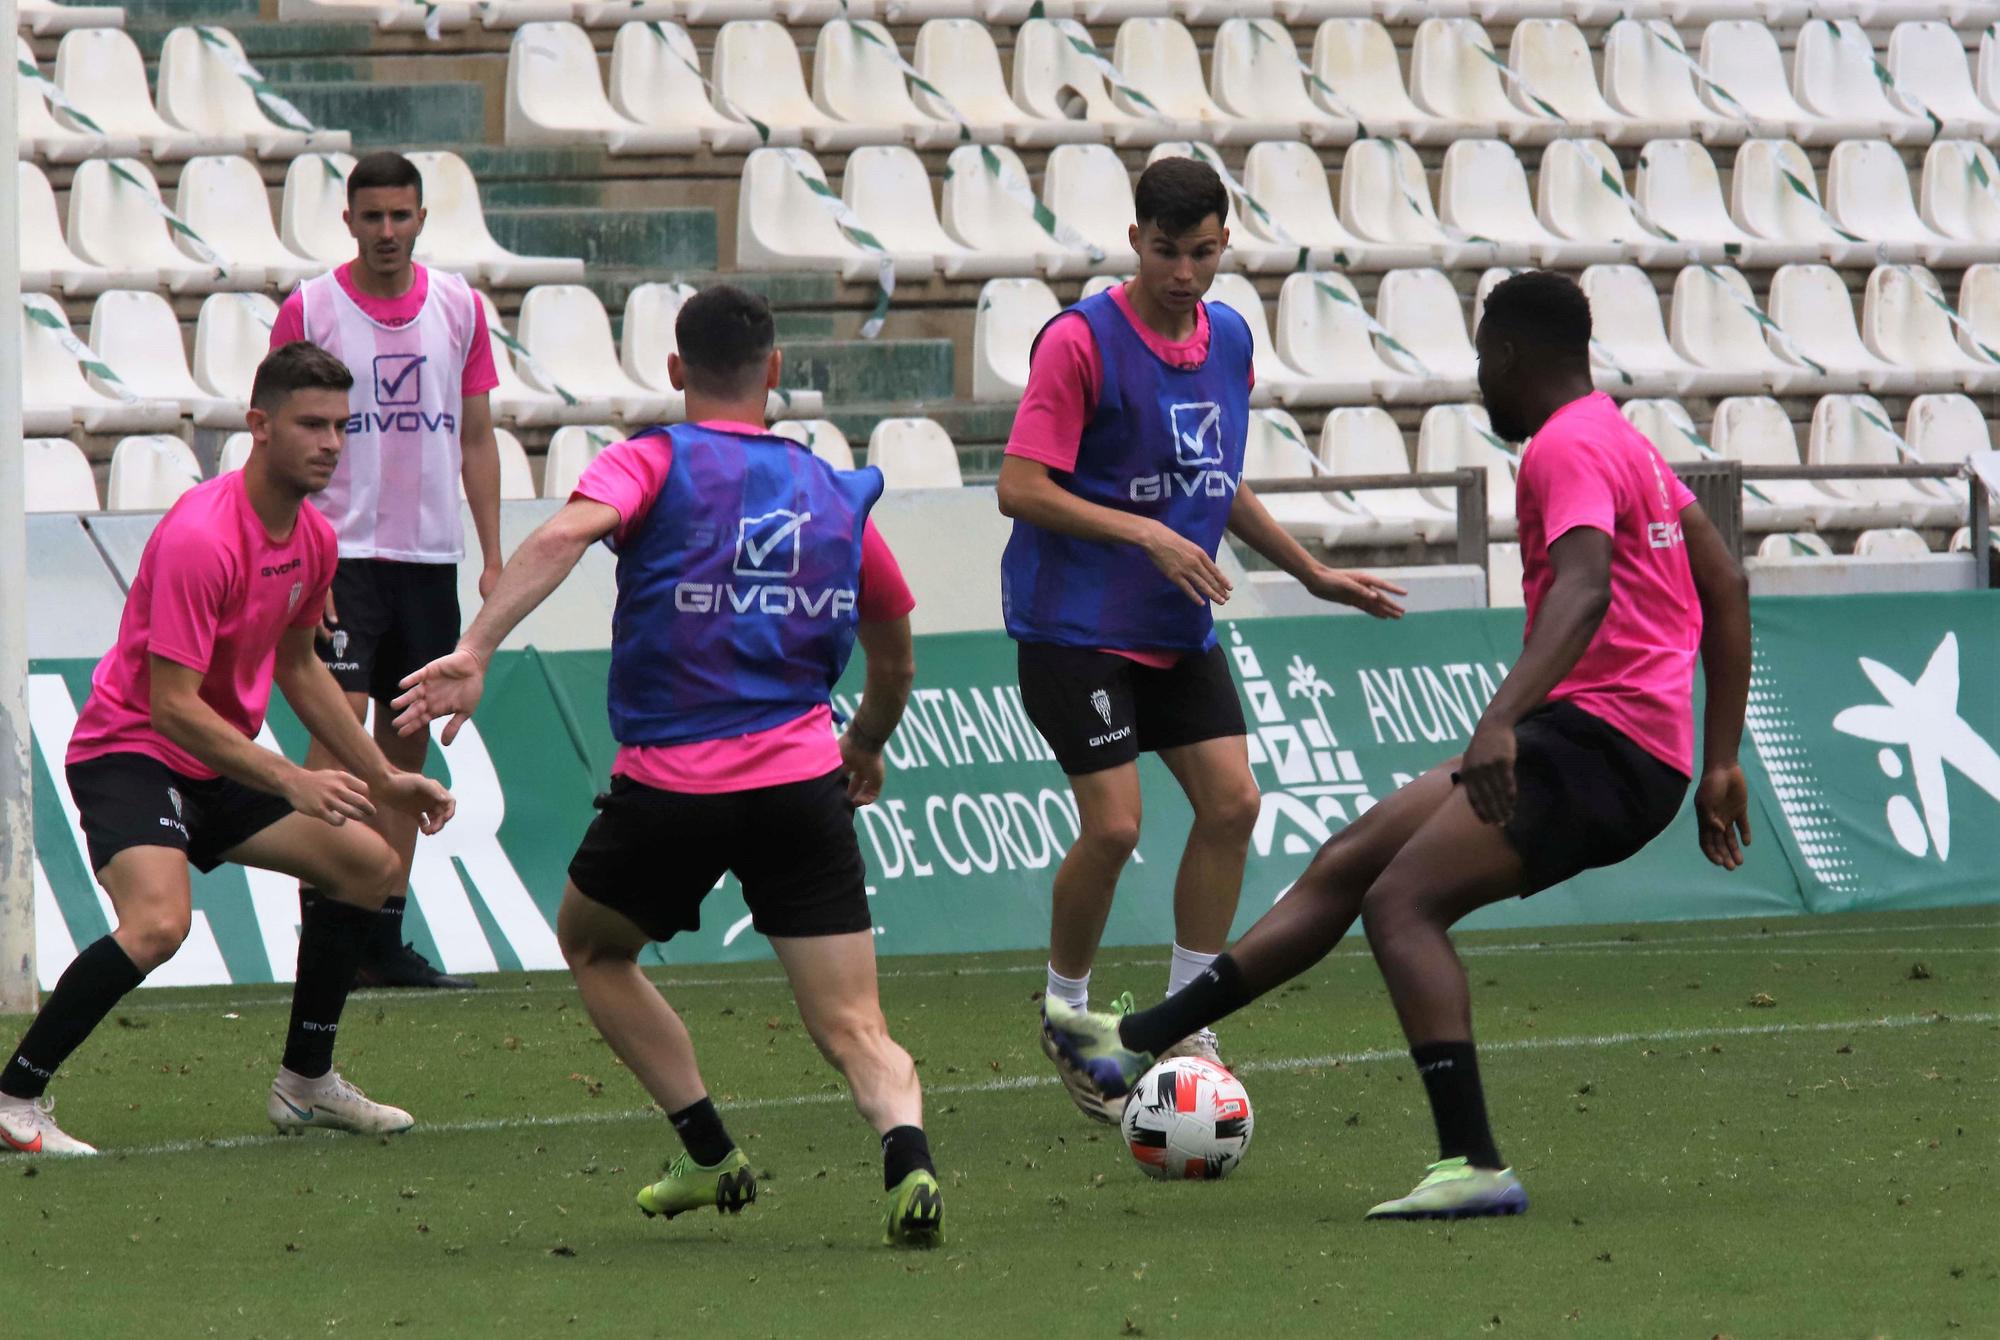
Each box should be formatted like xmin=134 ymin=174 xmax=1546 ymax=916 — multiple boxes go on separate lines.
xmin=22 ymin=593 xmax=1999 ymax=988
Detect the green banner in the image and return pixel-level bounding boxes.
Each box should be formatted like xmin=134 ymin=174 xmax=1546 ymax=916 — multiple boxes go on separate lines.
xmin=24 ymin=595 xmax=1998 ymax=988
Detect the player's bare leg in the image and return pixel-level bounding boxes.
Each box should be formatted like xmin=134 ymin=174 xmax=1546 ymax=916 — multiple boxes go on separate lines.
xmin=1152 ymin=736 xmax=1260 ymax=1062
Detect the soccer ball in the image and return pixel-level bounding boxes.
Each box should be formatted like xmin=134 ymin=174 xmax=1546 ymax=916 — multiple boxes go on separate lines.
xmin=1119 ymin=1056 xmax=1253 ymax=1181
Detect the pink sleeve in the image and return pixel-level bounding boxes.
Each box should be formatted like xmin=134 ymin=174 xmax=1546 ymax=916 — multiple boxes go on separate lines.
xmin=1669 ymin=471 xmax=1698 ymax=512
xmin=146 ymin=526 xmax=233 ymax=672
xmin=269 ymin=288 xmax=305 ymax=351
xmin=856 ymin=520 xmax=915 ymax=623
xmin=1004 ymin=313 xmax=1100 ymax=474
xmin=1533 ymin=439 xmax=1618 ymax=545
xmin=572 ymin=438 xmax=671 ymax=549
xmin=462 ymin=298 xmax=499 ymax=397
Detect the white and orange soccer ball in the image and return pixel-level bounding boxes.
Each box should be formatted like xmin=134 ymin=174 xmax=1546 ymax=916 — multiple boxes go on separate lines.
xmin=1119 ymin=1055 xmax=1254 ymax=1181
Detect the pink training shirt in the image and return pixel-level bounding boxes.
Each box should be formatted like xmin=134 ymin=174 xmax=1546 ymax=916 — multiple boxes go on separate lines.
xmin=271 ymin=262 xmax=499 ymax=397
xmin=572 ymin=423 xmax=917 ymax=795
xmin=67 ymin=472 xmax=337 ymax=780
xmin=1516 ymin=392 xmax=1703 ymax=777
xmin=1005 ymin=283 xmax=1255 ymax=669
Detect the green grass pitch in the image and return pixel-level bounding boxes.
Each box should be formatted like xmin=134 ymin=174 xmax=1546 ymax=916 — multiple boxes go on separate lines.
xmin=3 ymin=907 xmax=1994 ymax=1338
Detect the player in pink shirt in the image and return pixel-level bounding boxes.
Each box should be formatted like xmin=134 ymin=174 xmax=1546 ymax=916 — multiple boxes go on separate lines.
xmin=1048 ymin=271 xmax=1753 ymax=1221
xmin=270 ymin=150 xmax=502 ymax=990
xmin=0 ymin=344 xmax=456 ymax=1157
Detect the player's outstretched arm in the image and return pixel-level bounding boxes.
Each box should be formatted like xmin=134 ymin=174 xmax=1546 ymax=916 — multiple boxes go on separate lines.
xmin=392 ymin=498 xmax=620 ymax=742
xmin=996 ymin=455 xmax=1232 ymax=607
xmin=1225 ymin=483 xmax=1406 ymax=619
xmin=459 ymin=393 xmax=505 ymax=600
xmin=1681 ymin=501 xmax=1753 ymax=869
xmin=839 ymin=615 xmax=916 ymax=807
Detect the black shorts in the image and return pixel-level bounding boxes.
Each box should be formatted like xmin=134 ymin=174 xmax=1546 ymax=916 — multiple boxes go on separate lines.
xmin=1016 ymin=641 xmax=1248 ymax=776
xmin=1492 ymin=701 xmax=1690 ymax=895
xmin=318 ymin=559 xmax=461 ymax=701
xmin=566 ymin=769 xmax=871 ymax=943
xmin=65 ymin=753 xmax=295 ymax=875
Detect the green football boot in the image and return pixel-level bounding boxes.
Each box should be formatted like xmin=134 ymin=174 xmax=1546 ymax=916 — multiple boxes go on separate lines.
xmin=1040 ymin=990 xmax=1142 ymax=1125
xmin=1364 ymin=1157 xmax=1529 ymax=1220
xmin=1041 ymin=994 xmax=1154 ymax=1118
xmin=635 ymin=1147 xmax=757 ymax=1220
xmin=883 ymin=1168 xmax=945 ymax=1248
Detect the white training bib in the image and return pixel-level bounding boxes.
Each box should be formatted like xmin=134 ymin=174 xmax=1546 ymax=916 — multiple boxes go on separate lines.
xmin=299 ymin=265 xmax=477 ymax=562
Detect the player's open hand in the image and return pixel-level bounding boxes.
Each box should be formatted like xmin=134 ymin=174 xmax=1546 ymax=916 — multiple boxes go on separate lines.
xmin=1458 ymin=720 xmax=1519 ymax=826
xmin=374 ymin=770 xmax=457 ymax=835
xmin=1694 ymin=762 xmax=1751 ymax=869
xmin=839 ymin=728 xmax=887 ymax=807
xmin=285 ymin=768 xmax=376 ymax=827
xmin=1142 ymin=521 xmax=1233 ymax=607
xmin=392 ymin=648 xmax=486 ymax=745
xmin=1305 ymin=566 xmax=1407 ymax=619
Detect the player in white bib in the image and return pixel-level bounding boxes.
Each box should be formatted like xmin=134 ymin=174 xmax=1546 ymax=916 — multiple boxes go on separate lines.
xmin=270 ymin=151 xmax=503 ymax=988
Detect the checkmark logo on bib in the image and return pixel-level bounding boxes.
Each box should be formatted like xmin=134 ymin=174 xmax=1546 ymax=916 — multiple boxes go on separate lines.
xmin=733 ymin=509 xmax=812 ymax=578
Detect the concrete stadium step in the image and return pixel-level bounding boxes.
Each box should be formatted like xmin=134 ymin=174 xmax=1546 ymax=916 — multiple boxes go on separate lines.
xmin=279 ymin=79 xmax=487 ymax=148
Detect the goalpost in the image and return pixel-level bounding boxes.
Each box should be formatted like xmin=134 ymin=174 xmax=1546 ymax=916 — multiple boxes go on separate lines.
xmin=1 ymin=0 xmax=40 ymax=1016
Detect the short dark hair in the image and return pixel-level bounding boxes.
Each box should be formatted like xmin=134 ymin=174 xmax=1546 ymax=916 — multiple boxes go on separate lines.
xmin=252 ymin=341 xmax=355 ymax=414
xmin=346 ymin=151 xmax=423 ymax=205
xmin=1134 ymin=157 xmax=1229 ymax=236
xmin=674 ymin=284 xmax=777 ymax=399
xmin=1479 ymin=270 xmax=1593 ymax=358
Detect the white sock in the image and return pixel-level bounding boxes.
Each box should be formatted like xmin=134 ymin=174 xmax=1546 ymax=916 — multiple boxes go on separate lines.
xmin=1045 ymin=964 xmax=1090 ymax=1009
xmin=1167 ymin=943 xmax=1220 ymax=998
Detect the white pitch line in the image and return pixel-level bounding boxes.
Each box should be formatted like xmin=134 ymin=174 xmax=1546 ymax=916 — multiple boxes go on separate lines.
xmin=101 ymin=1008 xmax=1998 ymax=1161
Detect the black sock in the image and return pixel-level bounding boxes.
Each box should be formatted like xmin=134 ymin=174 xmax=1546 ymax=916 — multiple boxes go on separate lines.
xmin=372 ymin=895 xmax=408 ymax=956
xmin=667 ymin=1097 xmax=735 ymax=1166
xmin=1118 ymin=954 xmax=1253 ymax=1056
xmin=1 ymin=937 xmax=146 ymax=1100
xmin=281 ymin=896 xmax=375 ymax=1079
xmin=1411 ymin=1040 xmax=1503 ymax=1170
xmin=881 ymin=1125 xmax=934 ymax=1191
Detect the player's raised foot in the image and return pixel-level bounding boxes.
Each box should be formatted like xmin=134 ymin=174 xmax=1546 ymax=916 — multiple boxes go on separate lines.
xmin=1156 ymin=1027 xmax=1223 ymax=1067
xmin=0 ymin=1094 xmax=98 ymax=1156
xmin=883 ymin=1169 xmax=944 ymax=1248
xmin=636 ymin=1148 xmax=757 ymax=1220
xmin=1041 ymin=991 xmax=1139 ymax=1125
xmin=1364 ymin=1158 xmax=1528 ymax=1221
xmin=355 ymin=942 xmax=477 ymax=990
xmin=268 ymin=1070 xmax=415 ymax=1137
xmin=1042 ymin=994 xmax=1153 ymax=1117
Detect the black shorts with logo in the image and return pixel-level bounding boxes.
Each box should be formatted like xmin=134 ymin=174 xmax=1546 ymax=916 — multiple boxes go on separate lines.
xmin=65 ymin=753 xmax=295 ymax=874
xmin=566 ymin=769 xmax=872 ymax=943
xmin=1016 ymin=641 xmax=1248 ymax=777
xmin=318 ymin=558 xmax=461 ymax=702
xmin=1491 ymin=700 xmax=1691 ymax=895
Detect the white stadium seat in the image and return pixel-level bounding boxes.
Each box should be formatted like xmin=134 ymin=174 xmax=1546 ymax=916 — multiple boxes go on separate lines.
xmin=814 ymin=18 xmax=962 ymax=148
xmin=1440 ymin=139 xmax=1611 ymax=266
xmin=1116 ymin=18 xmax=1296 ymax=145
xmin=1766 ymin=263 xmax=1920 ymax=395
xmin=176 ymin=154 xmax=320 ymax=290
xmin=1826 ymin=139 xmax=1984 ymax=267
xmin=279 ymin=151 xmax=358 ymax=271
xmin=88 ymin=290 xmax=244 ymax=428
xmin=1669 ymin=264 xmax=1812 ymax=396
xmin=17 ymin=0 xmax=124 ymax=36
xmin=1709 ymin=396 xmax=1836 ymax=532
xmin=106 ymin=436 xmax=202 ymax=511
xmin=1198 ymin=272 xmax=1298 ymax=407
xmin=911 ymin=18 xmax=1097 ymax=147
xmin=1635 ymin=139 xmax=1816 ymax=266
xmin=1409 ymin=19 xmax=1561 ymax=147
xmin=1732 ymin=139 xmax=1875 ymax=266
xmin=67 ymin=158 xmax=252 ymax=293
xmin=17 ymin=161 xmax=126 ymax=295
xmin=1621 ymin=397 xmax=1705 ymax=465
xmin=1013 ymin=18 xmax=1186 ymax=146
xmin=738 ymin=147 xmax=937 ymax=280
xmin=1237 ymin=140 xmax=1425 ymax=272
xmin=771 ymin=419 xmax=858 ymax=470
xmin=1415 ymin=403 xmax=1517 ymax=541
xmin=218 ymin=432 xmax=254 ymax=475
xmin=55 ymin=27 xmax=238 ymax=160
xmin=506 ymin=23 xmax=695 ymax=154
xmin=1905 ymin=392 xmax=1992 ymax=478
xmin=1863 ymin=264 xmax=2000 ymax=393
xmin=515 ymin=284 xmax=680 ymax=423
xmin=1241 ymin=408 xmax=1384 ymax=546
xmin=1319 ymin=406 xmax=1456 ymax=544
xmin=1756 ymin=531 xmax=1835 ymax=559
xmin=1579 ymin=264 xmax=1705 ymax=397
xmin=23 ymin=439 xmax=101 ymax=514
xmin=1854 ymin=527 xmax=1934 ymax=558
xmin=845 ymin=146 xmax=1016 ymax=281
xmin=481 ymin=0 xmax=578 ymax=28
xmin=1339 ymin=137 xmax=1472 ymax=265
xmin=713 ymin=20 xmax=882 ymax=150
xmin=1958 ymin=263 xmax=2000 ymax=368
xmin=1600 ymin=19 xmax=1748 ymax=148
xmin=1793 ymin=20 xmax=1933 ymax=146
xmin=1888 ymin=22 xmax=2000 ymax=142
xmin=867 ymin=418 xmax=963 ymax=488
xmin=608 ymin=21 xmax=763 ymax=153
xmin=489 ymin=428 xmax=538 ymax=501
xmin=1537 ymin=137 xmax=1691 ymax=268
xmin=407 ymin=150 xmax=585 ymax=287
xmin=1510 ymin=18 xmax=1678 ymax=145
xmin=617 ymin=280 xmax=697 ymax=407
xmin=1486 ymin=542 xmax=1524 ymax=608
xmin=1040 ymin=143 xmax=1139 ymax=277
xmin=155 ymin=26 xmax=350 ymax=160
xmin=1205 ymin=18 xmax=1354 ymax=147
xmin=193 ymin=292 xmax=279 ymax=412
xmin=18 ymin=35 xmax=142 ymax=162
xmin=972 ymin=278 xmax=1062 ymax=402
xmin=541 ymin=425 xmax=618 ymax=500
xmin=1920 ymin=141 xmax=2000 ymax=248
xmin=1809 ymin=393 xmax=1961 ymax=527
xmin=1374 ymin=268 xmax=1479 ymax=400
xmin=18 ymin=293 xmax=178 ymax=436
xmin=276 ymin=0 xmax=473 ymax=32
xmin=939 ymin=143 xmax=1071 ymax=276
xmin=1274 ymin=269 xmax=1421 ymax=404
xmin=1698 ymin=22 xmax=1827 ymax=143
xmin=1309 ymin=19 xmax=1451 ymax=144
xmin=477 ymin=291 xmax=616 ymax=428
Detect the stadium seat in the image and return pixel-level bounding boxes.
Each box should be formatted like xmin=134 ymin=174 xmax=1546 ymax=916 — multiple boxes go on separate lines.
xmin=515 ymin=285 xmax=679 ymax=423
xmin=1948 ymin=524 xmax=2000 ymax=554
xmin=506 ymin=23 xmax=695 ymax=154
xmin=813 ymin=18 xmax=962 ymax=148
xmin=106 ymin=436 xmax=202 ymax=511
xmin=541 ymin=425 xmax=618 ymax=500
xmin=1234 ymin=140 xmax=1419 ymax=272
xmin=276 ymin=0 xmax=472 ymax=35
xmin=607 ymin=22 xmax=764 ymax=152
xmin=1793 ymin=20 xmax=1933 ymax=146
xmin=1756 ymin=530 xmax=1835 ymax=559
xmin=867 ymin=418 xmax=963 ymax=488
xmin=476 ymin=291 xmax=614 ymax=428
xmin=279 ymin=151 xmax=358 ymax=271
xmin=18 ymin=293 xmax=176 ymax=435
xmin=739 ymin=147 xmax=936 ymax=280
xmin=1204 ymin=19 xmax=1353 ymax=147
xmin=939 ymin=143 xmax=1072 ymax=275
xmin=1622 ymin=397 xmax=1705 ymax=464
xmin=1698 ymin=22 xmax=1828 ymax=144
xmin=1810 ymin=392 xmax=1963 ymax=526
xmin=1920 ymin=141 xmax=2000 ymax=249
xmin=1308 ymin=19 xmax=1451 ymax=145
xmin=1374 ymin=268 xmax=1479 ymax=400
xmin=176 ymin=154 xmax=320 ymax=290
xmin=1115 ymin=18 xmax=1295 ymax=145
xmin=1079 ymin=275 xmax=1129 ymax=299
xmin=1958 ymin=263 xmax=2000 ymax=365
xmin=56 ymin=28 xmax=239 ymax=160
xmin=851 ymin=148 xmax=1012 ymax=282
xmin=1440 ymin=139 xmax=1611 ymax=266
xmin=23 ymin=439 xmax=101 ymax=514
xmin=1978 ymin=24 xmax=2000 ymax=117
xmin=1341 ymin=137 xmax=1488 ymax=267
xmin=1013 ymin=18 xmax=1187 ymax=146
xmin=1669 ymin=264 xmax=1816 ymax=396
xmin=1863 ymin=264 xmax=2000 ymax=392
xmin=1854 ymin=527 xmax=1934 ymax=558
xmin=1888 ymin=22 xmax=2000 ymax=142
xmin=1415 ymin=403 xmax=1517 ymax=540
xmin=217 ymin=432 xmax=253 ymax=474
xmin=1578 ymin=264 xmax=1705 ymax=397
xmin=1318 ymin=406 xmax=1456 ymax=543
xmin=17 ymin=35 xmax=142 ymax=162
xmin=192 ymin=292 xmax=278 ymax=413
xmin=713 ymin=20 xmax=884 ymax=150
xmin=154 ymin=26 xmax=350 ymax=160
xmin=407 ymin=150 xmax=585 ymax=287
xmin=1485 ymin=542 xmax=1524 ymax=608
xmin=88 ymin=290 xmax=243 ymax=428
xmin=1732 ymin=140 xmax=1875 ymax=266
xmin=17 ymin=0 xmax=124 ymax=36
xmin=488 ymin=428 xmax=538 ymax=501
xmin=1275 ymin=270 xmax=1427 ymax=404
xmin=17 ymin=162 xmax=126 ymax=295
xmin=1634 ymin=139 xmax=1814 ymax=267
xmin=1537 ymin=138 xmax=1691 ymax=268
xmin=480 ymin=0 xmax=576 ymax=28
xmin=771 ymin=419 xmax=858 ymax=470
xmin=911 ymin=18 xmax=1098 ymax=147
xmin=67 ymin=158 xmax=251 ymax=293
xmin=971 ymin=278 xmax=1061 ymax=402
xmin=1825 ymin=140 xmax=1984 ymax=267
xmin=1600 ymin=19 xmax=1749 ymax=148
xmin=1409 ymin=19 xmax=1561 ymax=147
xmin=575 ymin=0 xmax=674 ymax=26
xmin=1905 ymin=393 xmax=1991 ymax=482
xmin=1709 ymin=396 xmax=1854 ymax=532
xmin=1196 ymin=272 xmax=1301 ymax=407
xmin=1040 ymin=143 xmax=1141 ymax=277
xmin=1766 ymin=263 xmax=1920 ymax=395
xmin=1510 ymin=18 xmax=1678 ymax=145
xmin=615 ymin=280 xmax=696 ymax=415
xmin=1241 ymin=408 xmax=1386 ymax=547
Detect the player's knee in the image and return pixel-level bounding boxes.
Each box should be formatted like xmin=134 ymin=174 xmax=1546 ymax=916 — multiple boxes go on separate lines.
xmin=1075 ymin=815 xmax=1142 ymax=865
xmin=1195 ymin=784 xmax=1262 ymax=841
xmin=333 ymin=838 xmax=403 ymax=909
xmin=1358 ymin=882 xmax=1423 ymax=950
xmin=814 ymin=1008 xmax=893 ymax=1071
xmin=120 ymin=906 xmax=192 ymax=971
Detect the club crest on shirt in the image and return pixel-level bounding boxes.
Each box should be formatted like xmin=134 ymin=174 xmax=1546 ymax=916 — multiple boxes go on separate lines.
xmin=166 ymin=787 xmax=183 ymax=820
xmin=1090 ymin=688 xmax=1113 ymax=727
xmin=287 ymin=580 xmax=303 ymax=616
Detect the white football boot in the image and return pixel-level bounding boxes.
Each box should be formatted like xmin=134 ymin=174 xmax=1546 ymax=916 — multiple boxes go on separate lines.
xmin=269 ymin=1069 xmax=415 ymax=1137
xmin=0 ymin=1094 xmax=98 ymax=1155
xmin=1156 ymin=1028 xmax=1223 ymax=1067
